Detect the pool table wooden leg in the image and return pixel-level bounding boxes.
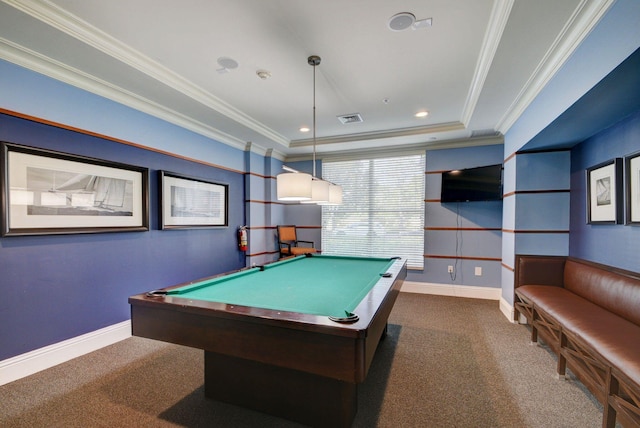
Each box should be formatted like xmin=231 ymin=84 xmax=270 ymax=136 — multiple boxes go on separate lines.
xmin=380 ymin=322 xmax=388 ymax=340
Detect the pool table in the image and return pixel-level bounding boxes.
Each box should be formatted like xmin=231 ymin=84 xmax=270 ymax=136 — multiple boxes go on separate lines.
xmin=129 ymin=254 xmax=407 ymax=427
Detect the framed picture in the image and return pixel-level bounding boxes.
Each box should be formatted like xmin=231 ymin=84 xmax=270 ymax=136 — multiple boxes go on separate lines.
xmin=159 ymin=170 xmax=228 ymax=229
xmin=626 ymin=151 xmax=640 ymax=225
xmin=1 ymin=142 xmax=149 ymax=236
xmin=586 ymin=158 xmax=623 ymax=224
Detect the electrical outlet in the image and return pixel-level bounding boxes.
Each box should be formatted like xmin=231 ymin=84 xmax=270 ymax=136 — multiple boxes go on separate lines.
xmin=447 ymin=265 xmax=454 ymax=273
xmin=475 ymin=266 xmax=482 ymax=276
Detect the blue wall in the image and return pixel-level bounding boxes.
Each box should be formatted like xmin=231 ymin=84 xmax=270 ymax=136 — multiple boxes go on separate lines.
xmin=0 ymin=60 xmax=245 ymax=172
xmin=0 ymin=113 xmax=245 ymax=360
xmin=414 ymin=144 xmax=503 ymax=287
xmin=569 ymin=110 xmax=640 ymax=271
xmin=500 ymin=0 xmax=640 ymax=306
xmin=1 ymin=0 xmax=639 ymax=364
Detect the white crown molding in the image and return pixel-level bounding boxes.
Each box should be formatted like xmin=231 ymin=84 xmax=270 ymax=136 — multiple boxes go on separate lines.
xmin=3 ymin=0 xmax=290 ymax=148
xmin=288 ymin=134 xmax=503 ymax=163
xmin=421 ymin=134 xmax=504 ymax=151
xmin=461 ymin=0 xmax=515 ymax=127
xmin=245 ymin=144 xmax=286 ymax=163
xmin=495 ymin=0 xmax=616 ymax=134
xmin=290 ymin=122 xmax=466 ymax=148
xmin=0 ymin=37 xmax=250 ymax=151
xmin=313 ymin=147 xmax=427 ymax=164
xmin=269 ymin=148 xmax=287 ymax=162
xmin=244 ymin=141 xmax=274 ymax=158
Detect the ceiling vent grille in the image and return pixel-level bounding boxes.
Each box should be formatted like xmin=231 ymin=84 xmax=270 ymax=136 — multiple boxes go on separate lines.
xmin=471 ymin=129 xmax=499 ymax=138
xmin=337 ymin=113 xmax=363 ymax=124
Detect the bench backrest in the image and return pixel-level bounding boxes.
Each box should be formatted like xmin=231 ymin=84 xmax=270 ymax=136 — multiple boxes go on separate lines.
xmin=515 ymin=255 xmax=566 ymax=288
xmin=564 ymin=258 xmax=640 ymax=326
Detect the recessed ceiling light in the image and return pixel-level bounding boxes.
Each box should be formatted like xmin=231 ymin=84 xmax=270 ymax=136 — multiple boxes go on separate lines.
xmin=299 ymin=126 xmax=310 ymax=133
xmin=415 ymin=111 xmax=429 ymax=118
xmin=256 ymin=70 xmax=271 ymax=80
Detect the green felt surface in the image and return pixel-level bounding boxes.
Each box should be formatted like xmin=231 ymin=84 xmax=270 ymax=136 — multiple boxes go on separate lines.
xmin=166 ymin=255 xmax=395 ymax=317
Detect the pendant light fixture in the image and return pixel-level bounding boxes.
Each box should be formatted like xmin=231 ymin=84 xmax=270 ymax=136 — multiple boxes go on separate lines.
xmin=320 ymin=183 xmax=343 ymax=205
xmin=302 ymin=55 xmax=343 ymax=205
xmin=301 ymin=55 xmax=330 ymax=204
xmin=276 ymin=55 xmax=342 ymax=204
xmin=276 ymin=169 xmax=312 ymax=201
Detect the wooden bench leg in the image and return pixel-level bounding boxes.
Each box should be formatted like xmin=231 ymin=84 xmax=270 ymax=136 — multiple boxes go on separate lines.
xmin=557 ymin=333 xmax=567 ymax=379
xmin=603 ymin=372 xmax=618 ymax=428
xmin=530 ymin=325 xmax=538 ymax=344
xmin=514 ymin=295 xmax=532 ymax=325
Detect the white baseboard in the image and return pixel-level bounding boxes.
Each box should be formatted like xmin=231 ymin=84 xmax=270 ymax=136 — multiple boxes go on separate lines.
xmin=401 ymin=281 xmax=516 ymax=322
xmin=0 ymin=320 xmax=131 ymax=386
xmin=499 ymin=297 xmax=517 ymax=323
xmin=401 ymin=281 xmax=501 ymax=300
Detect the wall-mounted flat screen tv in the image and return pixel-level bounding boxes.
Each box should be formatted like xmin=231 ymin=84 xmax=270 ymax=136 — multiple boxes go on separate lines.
xmin=441 ymin=164 xmax=503 ymax=202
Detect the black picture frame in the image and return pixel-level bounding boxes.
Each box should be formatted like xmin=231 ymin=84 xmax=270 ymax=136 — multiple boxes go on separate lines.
xmin=159 ymin=170 xmax=229 ymax=229
xmin=625 ymin=151 xmax=640 ymax=226
xmin=586 ymin=158 xmax=623 ymax=224
xmin=1 ymin=142 xmax=149 ymax=236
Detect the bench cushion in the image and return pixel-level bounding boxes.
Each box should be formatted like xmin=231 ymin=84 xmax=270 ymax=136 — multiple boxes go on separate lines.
xmin=517 ymin=285 xmax=640 ymax=387
xmin=564 ymin=259 xmax=640 ymax=326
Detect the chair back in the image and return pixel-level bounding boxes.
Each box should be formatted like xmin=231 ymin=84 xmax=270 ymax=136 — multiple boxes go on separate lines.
xmin=278 ymin=225 xmax=297 ymax=242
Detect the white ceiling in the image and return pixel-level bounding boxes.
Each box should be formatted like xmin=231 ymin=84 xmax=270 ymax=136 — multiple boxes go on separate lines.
xmin=0 ymin=0 xmax=615 ymax=160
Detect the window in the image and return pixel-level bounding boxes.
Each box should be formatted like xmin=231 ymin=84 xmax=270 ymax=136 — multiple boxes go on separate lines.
xmin=322 ymin=153 xmax=425 ymax=269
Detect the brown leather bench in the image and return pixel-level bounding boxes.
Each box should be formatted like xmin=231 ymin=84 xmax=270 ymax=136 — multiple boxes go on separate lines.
xmin=513 ymin=255 xmax=640 ymax=428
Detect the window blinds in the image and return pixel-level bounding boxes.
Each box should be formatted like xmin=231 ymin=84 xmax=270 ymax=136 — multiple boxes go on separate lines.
xmin=321 ymin=154 xmax=425 ymax=269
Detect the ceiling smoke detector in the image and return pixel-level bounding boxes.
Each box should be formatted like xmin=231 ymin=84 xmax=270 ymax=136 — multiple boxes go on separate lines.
xmin=388 ymin=12 xmax=415 ymax=31
xmin=388 ymin=12 xmax=432 ymax=31
xmin=337 ymin=113 xmax=363 ymax=124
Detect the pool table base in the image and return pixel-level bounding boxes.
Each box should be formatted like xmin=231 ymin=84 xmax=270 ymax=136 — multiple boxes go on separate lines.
xmin=205 ymin=351 xmax=357 ymax=428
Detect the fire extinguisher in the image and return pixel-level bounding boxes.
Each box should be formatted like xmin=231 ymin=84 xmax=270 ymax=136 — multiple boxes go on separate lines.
xmin=238 ymin=226 xmax=248 ymax=252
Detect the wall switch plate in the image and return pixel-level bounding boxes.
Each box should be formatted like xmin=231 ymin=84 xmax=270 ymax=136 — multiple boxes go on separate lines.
xmin=475 ymin=266 xmax=482 ymax=276
xmin=447 ymin=265 xmax=454 ymax=273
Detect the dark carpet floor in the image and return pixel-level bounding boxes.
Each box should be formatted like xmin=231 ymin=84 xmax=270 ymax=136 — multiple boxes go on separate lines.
xmin=1 ymin=293 xmax=604 ymax=427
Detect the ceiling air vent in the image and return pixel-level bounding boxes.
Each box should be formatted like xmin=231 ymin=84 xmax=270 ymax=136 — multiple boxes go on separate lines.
xmin=471 ymin=129 xmax=499 ymax=138
xmin=337 ymin=113 xmax=363 ymax=124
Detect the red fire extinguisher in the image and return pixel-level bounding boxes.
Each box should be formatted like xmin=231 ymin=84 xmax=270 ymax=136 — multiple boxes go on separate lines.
xmin=238 ymin=226 xmax=248 ymax=252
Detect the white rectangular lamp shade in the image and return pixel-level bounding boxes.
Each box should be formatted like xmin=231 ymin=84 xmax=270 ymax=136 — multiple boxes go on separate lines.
xmin=319 ymin=184 xmax=343 ymax=205
xmin=301 ymin=179 xmax=330 ymax=204
xmin=277 ymin=172 xmax=312 ymax=201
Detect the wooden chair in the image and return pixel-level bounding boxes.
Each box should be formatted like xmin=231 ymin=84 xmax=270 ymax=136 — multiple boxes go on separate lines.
xmin=277 ymin=225 xmax=317 ymax=258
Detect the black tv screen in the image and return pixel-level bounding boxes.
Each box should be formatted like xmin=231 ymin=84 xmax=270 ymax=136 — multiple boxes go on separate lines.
xmin=441 ymin=164 xmax=503 ymax=202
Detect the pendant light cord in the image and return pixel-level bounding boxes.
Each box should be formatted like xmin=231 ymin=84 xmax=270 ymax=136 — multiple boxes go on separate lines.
xmin=312 ymin=58 xmax=317 ymax=178
xmin=308 ymin=55 xmax=321 ymax=179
